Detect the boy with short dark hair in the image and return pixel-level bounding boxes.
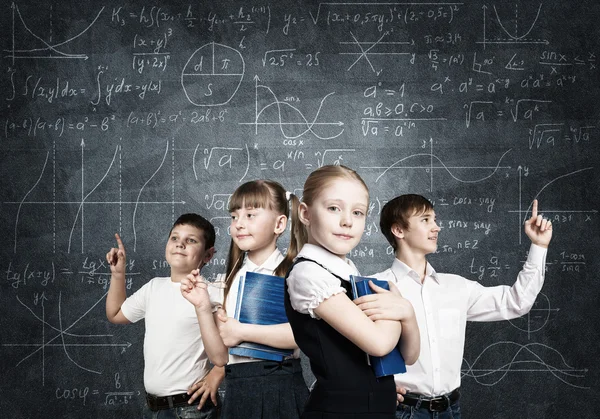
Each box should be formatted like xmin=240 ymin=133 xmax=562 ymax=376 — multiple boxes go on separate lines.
xmin=364 ymin=194 xmax=552 ymax=419
xmin=106 ymin=213 xmax=220 ymax=418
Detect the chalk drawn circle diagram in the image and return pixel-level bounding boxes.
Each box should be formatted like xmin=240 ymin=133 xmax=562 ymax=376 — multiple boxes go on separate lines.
xmin=181 ymin=42 xmax=245 ymax=107
xmin=508 ymin=293 xmax=554 ymax=334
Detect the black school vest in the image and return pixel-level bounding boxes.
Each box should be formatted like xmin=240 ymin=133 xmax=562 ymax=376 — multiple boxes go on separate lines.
xmin=284 ymin=257 xmax=396 ymax=416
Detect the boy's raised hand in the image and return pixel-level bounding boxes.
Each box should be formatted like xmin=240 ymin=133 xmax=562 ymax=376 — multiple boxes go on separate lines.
xmin=180 ymin=270 xmax=211 ymax=312
xmin=524 ymin=199 xmax=553 ymax=248
xmin=106 ymin=233 xmax=126 ymax=275
xmin=354 ymin=281 xmax=415 ymax=322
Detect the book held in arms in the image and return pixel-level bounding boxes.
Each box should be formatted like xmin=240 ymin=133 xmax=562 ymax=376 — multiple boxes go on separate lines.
xmin=229 ymin=271 xmax=293 ymax=362
xmin=350 ymin=275 xmax=407 ymax=378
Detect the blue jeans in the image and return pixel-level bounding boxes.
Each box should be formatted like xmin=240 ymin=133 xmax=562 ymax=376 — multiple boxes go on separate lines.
xmin=142 ymin=402 xmax=219 ymax=419
xmin=396 ymin=400 xmax=461 ymax=419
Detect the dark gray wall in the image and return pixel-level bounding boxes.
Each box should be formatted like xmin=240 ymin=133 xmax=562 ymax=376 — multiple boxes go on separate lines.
xmin=1 ymin=1 xmax=598 ymax=417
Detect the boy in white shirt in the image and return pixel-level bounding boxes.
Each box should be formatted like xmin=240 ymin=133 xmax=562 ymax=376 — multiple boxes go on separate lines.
xmin=359 ymin=194 xmax=552 ymax=419
xmin=105 ymin=214 xmax=220 ymax=418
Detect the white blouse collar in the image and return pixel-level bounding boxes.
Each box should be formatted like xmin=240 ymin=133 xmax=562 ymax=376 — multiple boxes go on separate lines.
xmin=295 ymin=243 xmax=359 ymax=281
xmin=243 ymin=248 xmax=283 ymax=273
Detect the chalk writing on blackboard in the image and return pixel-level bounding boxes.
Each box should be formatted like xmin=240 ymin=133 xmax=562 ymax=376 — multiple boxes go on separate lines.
xmin=512 ymin=167 xmax=595 ymax=243
xmin=479 ymin=4 xmax=548 ymax=49
xmin=3 ymin=292 xmax=130 ymax=382
xmin=340 ymin=30 xmax=415 ymax=76
xmin=182 ymin=42 xmax=245 ymax=107
xmin=6 ymin=4 xmax=104 ymax=63
xmin=1 ymin=1 xmax=598 ymax=417
xmin=362 ymin=142 xmax=512 ymax=187
xmin=239 ymin=76 xmax=345 ymax=140
xmin=462 ymin=341 xmax=588 ymax=389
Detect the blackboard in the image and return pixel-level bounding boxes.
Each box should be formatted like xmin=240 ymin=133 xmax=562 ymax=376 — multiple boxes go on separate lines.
xmin=1 ymin=0 xmax=598 ymax=417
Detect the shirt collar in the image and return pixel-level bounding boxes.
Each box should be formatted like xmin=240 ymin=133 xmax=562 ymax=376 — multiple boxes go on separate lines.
xmin=295 ymin=243 xmax=359 ymax=281
xmin=243 ymin=248 xmax=283 ymax=273
xmin=391 ymin=258 xmax=439 ymax=284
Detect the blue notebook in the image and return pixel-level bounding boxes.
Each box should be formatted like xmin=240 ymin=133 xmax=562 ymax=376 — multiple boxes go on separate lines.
xmin=229 ymin=271 xmax=293 ymax=361
xmin=350 ymin=275 xmax=407 ymax=377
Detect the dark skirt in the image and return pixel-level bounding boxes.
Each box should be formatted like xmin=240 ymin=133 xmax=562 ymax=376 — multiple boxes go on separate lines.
xmin=222 ymin=359 xmax=309 ymax=419
xmin=301 ymin=374 xmax=396 ymax=419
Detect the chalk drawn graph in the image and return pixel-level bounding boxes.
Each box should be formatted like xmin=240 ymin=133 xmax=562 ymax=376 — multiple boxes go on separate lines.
xmin=360 ymin=138 xmax=511 ymax=192
xmin=239 ymin=75 xmax=345 ymax=140
xmin=511 ymin=167 xmax=596 ymax=244
xmin=4 ymin=3 xmax=104 ymax=64
xmin=508 ymin=293 xmax=559 ymax=339
xmin=339 ymin=30 xmax=414 ymax=75
xmin=1 ymin=292 xmax=131 ymax=385
xmin=479 ymin=3 xmax=549 ymax=49
xmin=7 ymin=139 xmax=185 ymax=254
xmin=462 ymin=341 xmax=588 ymax=388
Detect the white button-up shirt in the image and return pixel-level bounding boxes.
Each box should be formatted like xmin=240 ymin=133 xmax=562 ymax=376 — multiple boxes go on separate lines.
xmin=372 ymin=244 xmax=547 ymax=396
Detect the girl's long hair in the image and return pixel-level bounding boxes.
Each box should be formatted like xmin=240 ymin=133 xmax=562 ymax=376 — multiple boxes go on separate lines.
xmin=222 ymin=179 xmax=304 ymax=308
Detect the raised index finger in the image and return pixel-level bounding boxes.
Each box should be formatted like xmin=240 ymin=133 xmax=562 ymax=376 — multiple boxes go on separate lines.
xmin=114 ymin=233 xmax=125 ymax=251
xmin=530 ymin=199 xmax=538 ymax=220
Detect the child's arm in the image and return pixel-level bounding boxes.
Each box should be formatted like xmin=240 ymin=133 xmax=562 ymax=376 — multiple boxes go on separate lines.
xmin=216 ymin=312 xmax=297 ymax=349
xmin=314 ymin=290 xmax=402 ymax=357
xmin=180 ymin=270 xmax=229 ymax=367
xmin=354 ymin=281 xmax=420 ymax=364
xmin=397 ymin=314 xmax=420 ymax=365
xmin=467 ymin=199 xmax=552 ymax=320
xmin=354 ymin=281 xmax=414 ymax=322
xmin=105 ymin=233 xmax=131 ymax=324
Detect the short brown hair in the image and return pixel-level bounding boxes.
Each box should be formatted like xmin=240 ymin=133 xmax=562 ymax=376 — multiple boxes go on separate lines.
xmin=170 ymin=213 xmax=216 ymax=249
xmin=380 ymin=194 xmax=433 ymax=250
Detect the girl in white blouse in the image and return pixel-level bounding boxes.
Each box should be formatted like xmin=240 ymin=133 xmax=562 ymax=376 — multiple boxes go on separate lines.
xmin=285 ymin=165 xmax=420 ymax=419
xmin=180 ymin=179 xmax=308 ymax=419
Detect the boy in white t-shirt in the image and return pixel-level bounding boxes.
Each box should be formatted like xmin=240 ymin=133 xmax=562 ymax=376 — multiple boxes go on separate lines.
xmin=106 ymin=213 xmax=219 ymax=418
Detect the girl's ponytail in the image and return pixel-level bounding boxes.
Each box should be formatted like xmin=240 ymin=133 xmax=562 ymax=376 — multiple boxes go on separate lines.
xmin=274 ymin=192 xmax=307 ymax=277
xmin=222 ymin=239 xmax=244 ymax=311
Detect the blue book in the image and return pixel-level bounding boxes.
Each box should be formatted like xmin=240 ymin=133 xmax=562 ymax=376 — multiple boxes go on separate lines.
xmin=350 ymin=275 xmax=407 ymax=377
xmin=229 ymin=271 xmax=293 ymax=362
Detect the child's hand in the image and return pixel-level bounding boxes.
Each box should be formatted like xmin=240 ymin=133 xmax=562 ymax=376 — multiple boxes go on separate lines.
xmin=524 ymin=199 xmax=553 ymax=248
xmin=396 ymin=385 xmax=407 ymax=404
xmin=187 ymin=366 xmax=224 ymax=410
xmin=106 ymin=233 xmax=126 ymax=275
xmin=180 ymin=269 xmax=211 ymax=312
xmin=216 ymin=308 xmax=243 ymax=347
xmin=354 ymin=281 xmax=415 ymax=322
